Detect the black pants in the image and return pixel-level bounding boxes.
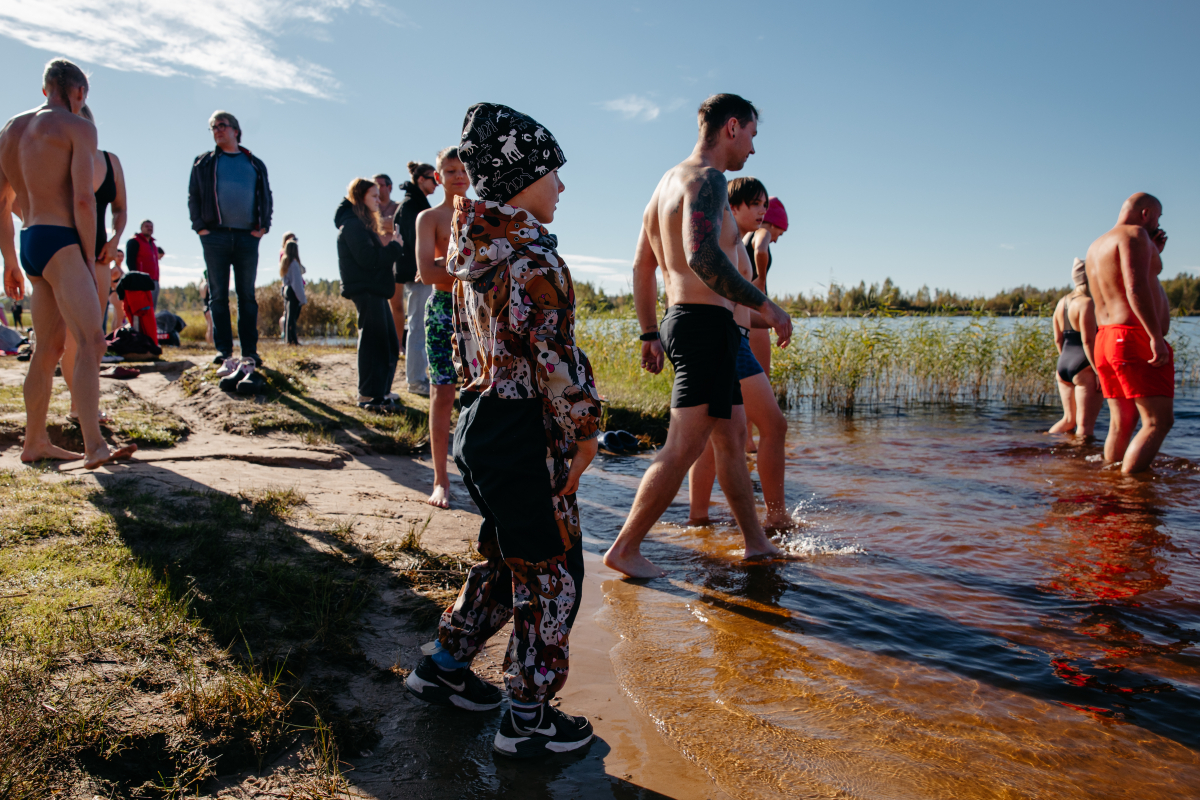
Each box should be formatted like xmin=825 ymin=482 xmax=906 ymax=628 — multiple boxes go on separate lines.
xmin=352 ymin=294 xmax=399 ymax=400
xmin=284 ymin=286 xmax=302 ymax=345
xmin=438 ymin=392 xmax=585 ymax=704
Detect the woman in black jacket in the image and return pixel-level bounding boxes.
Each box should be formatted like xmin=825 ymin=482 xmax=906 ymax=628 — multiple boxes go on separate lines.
xmin=336 ymin=178 xmax=404 ymax=411
xmin=393 ymin=161 xmax=436 ymax=394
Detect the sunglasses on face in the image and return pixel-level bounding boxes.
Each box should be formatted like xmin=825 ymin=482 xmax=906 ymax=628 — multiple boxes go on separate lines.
xmin=420 ymin=173 xmax=437 ymax=182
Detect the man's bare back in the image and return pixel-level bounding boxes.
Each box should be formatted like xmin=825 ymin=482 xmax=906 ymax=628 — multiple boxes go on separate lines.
xmin=1 ymin=107 xmax=95 ymax=241
xmin=1086 ymin=222 xmax=1168 ymax=336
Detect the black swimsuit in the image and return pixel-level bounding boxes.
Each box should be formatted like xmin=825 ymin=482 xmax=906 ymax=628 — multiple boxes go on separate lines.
xmin=94 ymin=151 xmax=116 ymax=258
xmin=742 ymin=234 xmax=771 ymax=282
xmin=1056 ymin=301 xmax=1091 ymax=383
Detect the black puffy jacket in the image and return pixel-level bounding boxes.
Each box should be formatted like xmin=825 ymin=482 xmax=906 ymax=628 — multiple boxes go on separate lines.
xmin=392 ymin=181 xmax=430 ymax=284
xmin=335 ymin=199 xmax=402 ymax=300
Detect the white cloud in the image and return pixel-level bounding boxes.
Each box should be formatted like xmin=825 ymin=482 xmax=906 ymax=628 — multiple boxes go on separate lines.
xmin=0 ymin=0 xmax=407 ymax=99
xmin=561 ymin=253 xmax=632 ymax=278
xmin=599 ymin=95 xmax=663 ymax=122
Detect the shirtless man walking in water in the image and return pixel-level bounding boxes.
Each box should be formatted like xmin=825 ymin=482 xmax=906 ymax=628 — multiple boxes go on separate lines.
xmin=0 ymin=58 xmax=136 ymax=468
xmin=1085 ymin=192 xmax=1173 ymax=474
xmin=603 ymin=94 xmax=793 ymax=578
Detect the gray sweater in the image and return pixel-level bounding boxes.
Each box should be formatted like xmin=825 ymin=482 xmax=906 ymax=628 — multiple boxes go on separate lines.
xmin=283 ymin=260 xmax=306 ymax=305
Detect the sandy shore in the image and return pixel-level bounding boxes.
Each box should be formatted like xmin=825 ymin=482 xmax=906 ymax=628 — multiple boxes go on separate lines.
xmin=0 ymin=353 xmax=728 ymax=799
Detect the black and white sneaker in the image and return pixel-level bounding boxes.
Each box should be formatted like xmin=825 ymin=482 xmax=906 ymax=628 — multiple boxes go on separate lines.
xmin=405 ymin=656 xmax=502 ymax=711
xmin=493 ymin=703 xmax=594 ymax=759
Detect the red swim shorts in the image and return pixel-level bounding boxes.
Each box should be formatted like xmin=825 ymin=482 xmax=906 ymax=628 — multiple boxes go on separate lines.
xmin=1093 ymin=324 xmax=1175 ymax=400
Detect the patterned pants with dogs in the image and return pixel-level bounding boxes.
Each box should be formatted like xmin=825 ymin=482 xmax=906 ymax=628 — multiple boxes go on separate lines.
xmin=436 ymin=391 xmax=585 ymax=705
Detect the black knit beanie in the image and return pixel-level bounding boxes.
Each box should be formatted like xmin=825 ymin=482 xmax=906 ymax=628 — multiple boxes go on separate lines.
xmin=458 ymin=103 xmax=566 ymax=204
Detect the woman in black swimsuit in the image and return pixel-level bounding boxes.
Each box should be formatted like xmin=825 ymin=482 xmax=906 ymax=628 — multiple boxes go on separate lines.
xmin=1049 ymin=258 xmax=1101 ymax=437
xmin=62 ymin=105 xmax=127 ymax=419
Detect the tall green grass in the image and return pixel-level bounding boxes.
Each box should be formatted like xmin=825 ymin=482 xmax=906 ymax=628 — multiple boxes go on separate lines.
xmin=579 ymin=314 xmax=1199 ymax=415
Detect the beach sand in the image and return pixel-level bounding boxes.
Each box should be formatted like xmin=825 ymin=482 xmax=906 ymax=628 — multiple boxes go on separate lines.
xmin=0 ymin=352 xmax=726 ymax=799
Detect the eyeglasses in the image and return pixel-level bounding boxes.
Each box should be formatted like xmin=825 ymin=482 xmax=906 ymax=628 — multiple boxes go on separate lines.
xmin=210 ymin=122 xmax=233 ymax=132
xmin=420 ymin=173 xmax=437 ymax=182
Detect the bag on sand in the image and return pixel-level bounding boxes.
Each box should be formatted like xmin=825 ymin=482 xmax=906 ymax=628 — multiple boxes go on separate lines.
xmin=106 ymin=325 xmax=162 ymax=357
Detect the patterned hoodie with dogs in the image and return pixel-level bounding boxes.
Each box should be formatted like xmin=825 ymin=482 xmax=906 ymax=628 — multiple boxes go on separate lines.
xmin=446 ymin=195 xmax=601 ymax=513
xmin=435 ymin=196 xmax=602 ymax=704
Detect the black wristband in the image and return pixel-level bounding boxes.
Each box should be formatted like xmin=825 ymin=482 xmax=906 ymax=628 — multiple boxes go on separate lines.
xmin=639 ymin=331 xmax=659 ymax=342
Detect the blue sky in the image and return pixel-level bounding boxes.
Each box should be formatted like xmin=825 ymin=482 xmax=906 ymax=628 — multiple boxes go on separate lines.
xmin=1 ymin=0 xmax=1196 ymax=299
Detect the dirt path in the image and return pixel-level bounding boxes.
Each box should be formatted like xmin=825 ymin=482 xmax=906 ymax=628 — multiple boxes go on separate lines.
xmin=0 ymin=353 xmax=726 ymax=799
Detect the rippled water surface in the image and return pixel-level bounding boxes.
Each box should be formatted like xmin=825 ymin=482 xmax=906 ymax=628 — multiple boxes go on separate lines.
xmin=578 ymin=389 xmax=1200 ymax=799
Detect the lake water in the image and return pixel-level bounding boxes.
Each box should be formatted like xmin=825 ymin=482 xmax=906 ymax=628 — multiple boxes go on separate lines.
xmin=577 ymin=358 xmax=1199 ymax=798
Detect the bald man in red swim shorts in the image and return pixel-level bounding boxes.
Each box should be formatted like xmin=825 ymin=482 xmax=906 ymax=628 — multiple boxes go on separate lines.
xmin=1084 ymin=192 xmax=1174 ymax=474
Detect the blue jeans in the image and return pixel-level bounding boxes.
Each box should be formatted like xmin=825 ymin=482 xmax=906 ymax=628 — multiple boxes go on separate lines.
xmin=200 ymin=229 xmax=260 ymax=359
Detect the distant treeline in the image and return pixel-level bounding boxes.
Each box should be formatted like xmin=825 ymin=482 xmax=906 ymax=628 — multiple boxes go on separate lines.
xmin=157 ymin=272 xmax=1200 ymax=318
xmin=574 ymin=272 xmax=1200 ymax=316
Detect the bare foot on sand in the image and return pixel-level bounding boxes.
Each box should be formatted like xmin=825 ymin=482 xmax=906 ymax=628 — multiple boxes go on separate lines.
xmin=83 ymin=443 xmax=138 ymax=470
xmin=603 ymin=546 xmax=667 ymax=579
xmin=426 ymin=484 xmax=450 ymax=509
xmin=21 ymin=443 xmax=84 ymax=463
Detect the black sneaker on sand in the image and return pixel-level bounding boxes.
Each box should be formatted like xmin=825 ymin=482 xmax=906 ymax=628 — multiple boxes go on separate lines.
xmin=493 ymin=704 xmax=594 ymax=759
xmin=405 ymin=656 xmax=502 ymax=711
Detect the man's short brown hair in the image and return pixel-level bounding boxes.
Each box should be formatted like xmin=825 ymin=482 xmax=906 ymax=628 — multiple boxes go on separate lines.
xmin=698 ymin=94 xmax=758 ymax=145
xmin=43 ymin=58 xmax=88 ymax=103
xmin=728 ymin=177 xmax=768 ymax=209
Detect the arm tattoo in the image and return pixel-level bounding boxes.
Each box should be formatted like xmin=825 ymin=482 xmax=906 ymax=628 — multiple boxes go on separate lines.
xmin=684 ymin=170 xmax=768 ymax=308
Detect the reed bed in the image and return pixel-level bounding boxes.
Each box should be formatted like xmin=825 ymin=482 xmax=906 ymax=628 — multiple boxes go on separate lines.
xmin=578 ymin=314 xmax=1199 ymax=416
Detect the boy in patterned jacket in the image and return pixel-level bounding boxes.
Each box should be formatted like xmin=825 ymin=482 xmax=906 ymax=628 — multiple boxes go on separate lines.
xmin=405 ymin=103 xmax=602 ymax=760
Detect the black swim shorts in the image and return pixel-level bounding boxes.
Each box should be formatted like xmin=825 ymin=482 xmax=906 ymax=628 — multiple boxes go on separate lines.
xmin=660 ymin=304 xmax=742 ymax=419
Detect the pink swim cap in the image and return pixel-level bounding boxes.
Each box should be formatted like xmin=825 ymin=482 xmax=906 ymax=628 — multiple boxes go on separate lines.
xmin=762 ymin=196 xmax=788 ymax=231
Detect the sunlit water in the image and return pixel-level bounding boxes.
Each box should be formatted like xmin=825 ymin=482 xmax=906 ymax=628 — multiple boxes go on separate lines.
xmin=577 ymin=381 xmax=1200 ymax=799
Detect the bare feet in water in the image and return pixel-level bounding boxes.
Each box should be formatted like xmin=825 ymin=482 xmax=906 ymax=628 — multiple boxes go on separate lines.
xmin=743 ymin=541 xmax=801 ymax=564
xmin=763 ymin=514 xmax=794 ymax=532
xmin=686 ymin=517 xmax=713 ymax=527
xmin=426 ymin=483 xmax=450 ymax=509
xmin=83 ymin=443 xmax=138 ymax=470
xmin=21 ymin=443 xmax=84 ymax=463
xmin=603 ymin=545 xmax=667 ymax=579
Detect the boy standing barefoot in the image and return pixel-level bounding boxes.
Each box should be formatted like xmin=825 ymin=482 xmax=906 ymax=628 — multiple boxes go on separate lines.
xmin=415 ymin=147 xmax=470 ymax=509
xmin=406 ymin=104 xmax=602 ymax=760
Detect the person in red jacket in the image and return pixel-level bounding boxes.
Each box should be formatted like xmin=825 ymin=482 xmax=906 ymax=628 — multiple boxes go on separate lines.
xmin=125 ymin=219 xmax=160 ymax=310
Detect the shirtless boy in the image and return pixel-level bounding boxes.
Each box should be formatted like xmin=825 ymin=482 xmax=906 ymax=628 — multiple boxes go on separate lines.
xmin=415 ymin=147 xmax=470 ymax=509
xmin=1084 ymin=192 xmax=1174 ymax=474
xmin=0 ymin=58 xmax=136 ymax=469
xmin=603 ymin=94 xmax=793 ymax=579
xmin=688 ymin=176 xmax=790 ymax=529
